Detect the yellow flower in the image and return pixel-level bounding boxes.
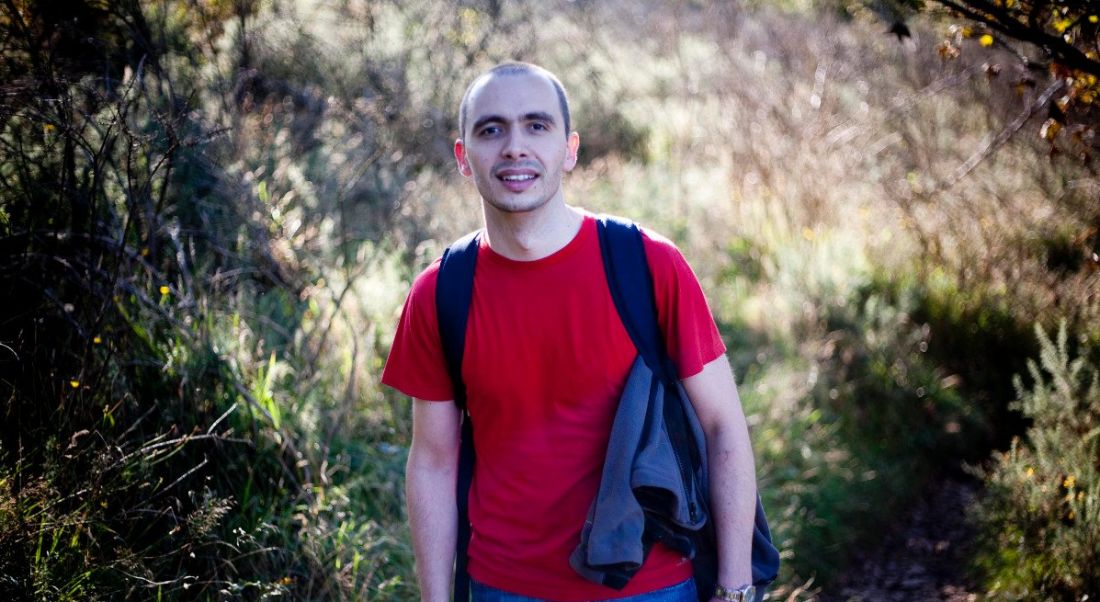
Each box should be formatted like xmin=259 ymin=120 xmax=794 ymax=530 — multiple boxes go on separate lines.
xmin=1064 ymin=475 xmax=1076 ymax=489
xmin=69 ymin=380 xmax=80 ymax=388
xmin=93 ymin=336 xmax=102 ymax=344
xmin=159 ymin=285 xmax=170 ymax=295
xmin=802 ymin=227 xmax=815 ymax=241
xmin=979 ymin=34 xmax=994 ymax=47
xmin=1026 ymin=467 xmax=1035 ymax=477
xmin=1090 ymin=15 xmax=1098 ymax=24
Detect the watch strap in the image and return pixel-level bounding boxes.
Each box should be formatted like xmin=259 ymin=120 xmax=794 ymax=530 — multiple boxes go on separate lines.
xmin=714 ymin=583 xmax=755 ymax=602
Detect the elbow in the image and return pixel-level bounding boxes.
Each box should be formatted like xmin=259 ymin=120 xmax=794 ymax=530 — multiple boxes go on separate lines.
xmin=406 ymin=440 xmax=459 ymax=479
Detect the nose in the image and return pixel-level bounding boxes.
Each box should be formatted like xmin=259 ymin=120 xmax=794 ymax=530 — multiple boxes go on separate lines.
xmin=501 ymin=129 xmax=528 ymax=159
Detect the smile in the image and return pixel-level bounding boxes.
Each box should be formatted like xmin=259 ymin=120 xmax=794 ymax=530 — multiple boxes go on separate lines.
xmin=501 ymin=174 xmax=536 ymax=181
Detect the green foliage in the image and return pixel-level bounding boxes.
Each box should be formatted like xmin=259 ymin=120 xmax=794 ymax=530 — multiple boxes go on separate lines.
xmin=3 ymin=0 xmax=1099 ymax=599
xmin=0 ymin=0 xmax=417 ymax=598
xmin=903 ymin=268 xmax=1039 ymax=446
xmin=751 ymin=275 xmax=987 ymax=584
xmin=971 ymin=323 xmax=1100 ymax=599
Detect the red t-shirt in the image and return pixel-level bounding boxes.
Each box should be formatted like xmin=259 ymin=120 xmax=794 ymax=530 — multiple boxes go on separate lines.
xmin=382 ymin=214 xmax=726 ymax=601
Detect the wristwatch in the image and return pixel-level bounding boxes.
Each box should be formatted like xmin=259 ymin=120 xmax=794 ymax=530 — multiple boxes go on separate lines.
xmin=714 ymin=583 xmax=756 ymax=602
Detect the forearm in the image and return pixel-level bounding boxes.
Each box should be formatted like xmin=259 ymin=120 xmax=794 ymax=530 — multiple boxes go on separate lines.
xmin=707 ymin=420 xmax=757 ymax=588
xmin=406 ymin=455 xmax=458 ymax=602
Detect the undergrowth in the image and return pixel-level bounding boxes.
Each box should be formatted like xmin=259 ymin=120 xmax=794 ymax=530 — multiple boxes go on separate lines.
xmin=2 ymin=0 xmax=1098 ymax=599
xmin=971 ymin=324 xmax=1100 ymax=600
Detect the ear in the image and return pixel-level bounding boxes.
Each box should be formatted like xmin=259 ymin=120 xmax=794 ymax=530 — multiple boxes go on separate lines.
xmin=563 ymin=131 xmax=580 ymax=172
xmin=454 ymin=138 xmax=473 ymax=177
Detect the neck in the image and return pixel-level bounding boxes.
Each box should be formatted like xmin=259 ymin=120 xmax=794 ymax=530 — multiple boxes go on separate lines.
xmin=481 ymin=197 xmax=584 ymax=261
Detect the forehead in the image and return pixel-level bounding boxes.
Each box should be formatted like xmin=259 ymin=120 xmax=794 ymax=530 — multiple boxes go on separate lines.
xmin=466 ymin=71 xmax=562 ymax=123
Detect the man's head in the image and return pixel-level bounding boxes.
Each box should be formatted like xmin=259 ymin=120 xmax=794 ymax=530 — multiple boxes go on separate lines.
xmin=458 ymin=62 xmax=571 ymax=141
xmin=454 ymin=62 xmax=580 ymax=215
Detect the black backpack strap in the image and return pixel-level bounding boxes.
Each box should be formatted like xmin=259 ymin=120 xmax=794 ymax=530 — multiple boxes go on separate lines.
xmin=435 ymin=229 xmax=481 ymax=602
xmin=437 ymin=229 xmax=481 ymax=410
xmin=595 ymin=216 xmax=677 ymax=384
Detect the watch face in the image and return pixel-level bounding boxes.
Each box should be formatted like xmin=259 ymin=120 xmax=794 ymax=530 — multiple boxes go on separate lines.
xmin=743 ymin=585 xmax=756 ymax=600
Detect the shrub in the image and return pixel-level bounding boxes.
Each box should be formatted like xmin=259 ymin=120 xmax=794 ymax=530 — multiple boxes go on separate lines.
xmin=971 ymin=323 xmax=1100 ymax=599
xmin=753 ymin=276 xmax=988 ymax=587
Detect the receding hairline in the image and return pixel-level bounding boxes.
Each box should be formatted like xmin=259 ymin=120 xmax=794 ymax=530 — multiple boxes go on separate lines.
xmin=458 ymin=62 xmax=571 ymax=140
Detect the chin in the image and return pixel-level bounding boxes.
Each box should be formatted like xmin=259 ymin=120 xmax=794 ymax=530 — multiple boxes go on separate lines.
xmin=484 ymin=193 xmax=553 ymax=215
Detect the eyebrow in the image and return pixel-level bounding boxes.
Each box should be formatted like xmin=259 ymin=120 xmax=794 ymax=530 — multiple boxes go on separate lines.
xmin=471 ymin=111 xmax=557 ymax=133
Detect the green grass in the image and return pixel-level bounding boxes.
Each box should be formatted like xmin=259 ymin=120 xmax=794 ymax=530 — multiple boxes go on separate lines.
xmin=3 ymin=1 xmax=1099 ymax=600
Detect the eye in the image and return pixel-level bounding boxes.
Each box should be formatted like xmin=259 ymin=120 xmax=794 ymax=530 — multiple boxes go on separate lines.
xmin=477 ymin=125 xmax=501 ymax=137
xmin=530 ymin=122 xmax=549 ymax=132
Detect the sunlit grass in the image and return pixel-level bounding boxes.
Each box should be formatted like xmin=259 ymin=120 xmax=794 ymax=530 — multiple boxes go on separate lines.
xmin=5 ymin=0 xmax=1099 ymax=599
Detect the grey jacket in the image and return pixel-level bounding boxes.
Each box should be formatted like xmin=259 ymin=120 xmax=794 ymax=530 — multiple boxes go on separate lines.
xmin=569 ymin=354 xmax=710 ymax=588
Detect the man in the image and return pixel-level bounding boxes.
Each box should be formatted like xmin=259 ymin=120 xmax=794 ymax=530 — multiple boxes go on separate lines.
xmin=383 ymin=62 xmax=758 ymax=602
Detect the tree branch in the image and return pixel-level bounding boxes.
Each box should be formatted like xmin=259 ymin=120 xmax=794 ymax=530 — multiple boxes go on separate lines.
xmin=934 ymin=0 xmax=1100 ymax=76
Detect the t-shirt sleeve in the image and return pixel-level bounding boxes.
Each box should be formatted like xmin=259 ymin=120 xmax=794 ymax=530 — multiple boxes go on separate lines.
xmin=642 ymin=230 xmax=727 ymax=379
xmin=380 ymin=260 xmax=455 ymax=402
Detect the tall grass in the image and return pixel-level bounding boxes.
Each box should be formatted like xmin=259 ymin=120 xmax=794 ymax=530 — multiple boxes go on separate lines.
xmin=2 ymin=0 xmax=1097 ymax=599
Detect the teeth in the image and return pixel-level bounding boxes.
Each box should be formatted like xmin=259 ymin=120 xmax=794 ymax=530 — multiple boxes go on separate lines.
xmin=501 ymin=174 xmax=535 ymax=181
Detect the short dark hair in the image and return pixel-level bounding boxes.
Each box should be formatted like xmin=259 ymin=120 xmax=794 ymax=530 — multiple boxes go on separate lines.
xmin=458 ymin=62 xmax=571 ymax=140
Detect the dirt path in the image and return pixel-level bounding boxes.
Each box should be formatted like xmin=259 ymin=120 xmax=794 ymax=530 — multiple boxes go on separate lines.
xmin=817 ymin=477 xmax=982 ymax=602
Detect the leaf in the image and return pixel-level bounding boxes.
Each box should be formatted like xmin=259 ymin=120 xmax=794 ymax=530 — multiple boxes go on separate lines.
xmin=1040 ymin=118 xmax=1062 ymax=140
xmin=937 ymin=40 xmax=961 ymax=60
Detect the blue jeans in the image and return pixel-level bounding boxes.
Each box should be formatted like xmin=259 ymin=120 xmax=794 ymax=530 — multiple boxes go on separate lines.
xmin=470 ymin=577 xmax=697 ymax=602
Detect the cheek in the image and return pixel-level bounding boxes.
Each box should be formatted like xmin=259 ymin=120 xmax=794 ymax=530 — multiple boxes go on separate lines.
xmin=468 ymin=148 xmax=494 ymax=169
xmin=473 ymin=157 xmax=495 ymax=179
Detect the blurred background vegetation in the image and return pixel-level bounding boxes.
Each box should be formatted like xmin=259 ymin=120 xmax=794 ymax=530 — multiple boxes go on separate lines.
xmin=0 ymin=0 xmax=1097 ymax=600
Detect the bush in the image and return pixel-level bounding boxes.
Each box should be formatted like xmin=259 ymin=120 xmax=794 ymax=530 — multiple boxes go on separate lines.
xmin=971 ymin=323 xmax=1100 ymax=599
xmin=0 ymin=1 xmax=416 ymax=598
xmin=752 ymin=275 xmax=988 ymax=587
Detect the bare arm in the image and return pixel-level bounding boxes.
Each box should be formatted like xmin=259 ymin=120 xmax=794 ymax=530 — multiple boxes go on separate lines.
xmin=682 ymin=354 xmax=757 ymax=595
xmin=405 ymin=398 xmax=462 ymax=602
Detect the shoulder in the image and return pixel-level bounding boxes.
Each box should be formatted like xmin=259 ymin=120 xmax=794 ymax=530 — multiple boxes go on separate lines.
xmin=637 ymin=224 xmax=692 ymax=274
xmin=413 ymin=257 xmax=442 ymax=289
xmin=406 ymin=227 xmax=485 ymax=306
xmin=638 ymin=225 xmax=681 ymax=257
xmin=592 ymin=212 xmax=686 ymax=265
xmin=591 ymin=212 xmax=694 ymax=277
xmin=405 ymin=257 xmax=442 ymax=309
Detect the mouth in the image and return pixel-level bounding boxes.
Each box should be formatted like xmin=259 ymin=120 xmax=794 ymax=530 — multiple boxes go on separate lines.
xmin=495 ymin=167 xmax=539 ymax=192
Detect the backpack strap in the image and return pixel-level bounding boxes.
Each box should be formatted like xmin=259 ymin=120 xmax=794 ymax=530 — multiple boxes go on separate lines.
xmin=437 ymin=229 xmax=481 ymax=410
xmin=435 ymin=229 xmax=481 ymax=602
xmin=595 ymin=216 xmax=678 ymax=384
